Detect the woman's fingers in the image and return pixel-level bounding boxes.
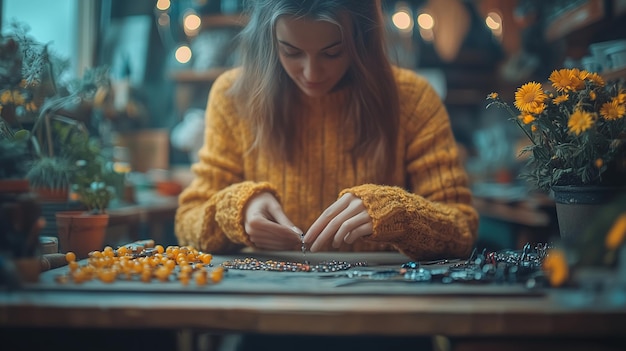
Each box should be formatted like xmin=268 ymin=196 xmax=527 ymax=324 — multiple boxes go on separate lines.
xmin=244 ymin=192 xmax=301 ymax=250
xmin=331 ymin=211 xmax=371 ymax=248
xmin=306 ymin=193 xmax=372 ymax=252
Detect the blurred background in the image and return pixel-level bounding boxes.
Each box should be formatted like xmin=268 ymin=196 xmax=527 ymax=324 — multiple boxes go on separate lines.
xmin=2 ymin=0 xmax=626 ymax=249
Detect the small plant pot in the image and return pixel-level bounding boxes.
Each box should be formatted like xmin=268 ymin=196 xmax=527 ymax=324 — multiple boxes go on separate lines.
xmin=34 ymin=187 xmax=69 ymax=203
xmin=56 ymin=211 xmax=109 ymax=259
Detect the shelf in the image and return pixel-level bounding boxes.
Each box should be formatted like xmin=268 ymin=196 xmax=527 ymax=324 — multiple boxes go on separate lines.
xmin=200 ymin=14 xmax=247 ymax=29
xmin=546 ymin=0 xmax=606 ymax=42
xmin=169 ymin=68 xmax=231 ymax=83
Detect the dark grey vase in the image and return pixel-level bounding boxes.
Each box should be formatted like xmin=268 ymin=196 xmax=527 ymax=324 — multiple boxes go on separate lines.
xmin=552 ymin=185 xmax=625 ymax=243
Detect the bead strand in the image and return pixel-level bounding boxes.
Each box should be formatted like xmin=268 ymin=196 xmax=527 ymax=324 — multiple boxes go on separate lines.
xmin=221 ymin=257 xmax=367 ymax=272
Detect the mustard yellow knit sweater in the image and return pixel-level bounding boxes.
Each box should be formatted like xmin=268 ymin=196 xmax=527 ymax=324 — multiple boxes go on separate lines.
xmin=175 ymin=66 xmax=479 ymax=260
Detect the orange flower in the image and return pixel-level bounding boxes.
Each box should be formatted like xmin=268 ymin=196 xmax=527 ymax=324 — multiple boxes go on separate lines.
xmin=552 ymin=94 xmax=569 ymax=105
xmin=514 ymin=82 xmax=547 ymax=114
xmin=542 ymin=248 xmax=569 ymax=287
xmin=600 ymin=100 xmax=625 ymax=120
xmin=617 ymin=89 xmax=626 ymax=104
xmin=587 ymin=72 xmax=605 ymax=87
xmin=595 ymin=158 xmax=603 ymax=168
xmin=519 ymin=113 xmax=535 ymax=125
xmin=568 ymin=109 xmax=594 ymax=135
xmin=605 ymin=213 xmax=626 ymax=250
xmin=549 ymin=68 xmax=584 ymax=92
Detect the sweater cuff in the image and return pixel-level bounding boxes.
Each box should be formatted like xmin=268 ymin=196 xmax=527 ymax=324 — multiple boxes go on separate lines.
xmin=215 ymin=181 xmax=280 ymax=246
xmin=340 ymin=184 xmax=417 ymax=241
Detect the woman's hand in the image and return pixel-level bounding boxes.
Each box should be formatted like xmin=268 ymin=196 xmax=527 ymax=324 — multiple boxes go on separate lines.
xmin=304 ymin=193 xmax=373 ymax=252
xmin=244 ymin=192 xmax=302 ymax=250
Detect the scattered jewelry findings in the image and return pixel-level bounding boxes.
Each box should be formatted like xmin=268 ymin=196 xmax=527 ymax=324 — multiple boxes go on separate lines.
xmin=221 ymin=257 xmax=367 ymax=272
xmin=331 ymin=243 xmax=553 ymax=286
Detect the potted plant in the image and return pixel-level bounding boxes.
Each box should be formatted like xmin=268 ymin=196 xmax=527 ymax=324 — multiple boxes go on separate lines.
xmin=487 ymin=68 xmax=626 ymax=286
xmin=487 ymin=68 xmax=626 ymax=238
xmin=55 ymin=133 xmax=119 ymax=258
xmin=25 ymin=157 xmax=72 ymax=200
xmin=2 ymin=21 xmax=118 ymax=260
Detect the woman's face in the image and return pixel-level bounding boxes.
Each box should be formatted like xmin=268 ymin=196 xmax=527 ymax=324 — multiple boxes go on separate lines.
xmin=275 ymin=15 xmax=352 ymax=98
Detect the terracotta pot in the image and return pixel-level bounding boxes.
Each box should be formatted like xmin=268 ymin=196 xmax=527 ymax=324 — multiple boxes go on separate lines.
xmin=34 ymin=187 xmax=69 ymax=203
xmin=56 ymin=211 xmax=109 ymax=259
xmin=0 ymin=179 xmax=30 ymax=193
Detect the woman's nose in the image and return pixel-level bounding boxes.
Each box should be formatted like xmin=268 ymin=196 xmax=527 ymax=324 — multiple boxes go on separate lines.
xmin=302 ymin=57 xmax=323 ymax=81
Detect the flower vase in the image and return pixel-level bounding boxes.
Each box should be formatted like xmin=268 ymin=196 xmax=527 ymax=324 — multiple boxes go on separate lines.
xmin=552 ymin=186 xmax=624 ymax=244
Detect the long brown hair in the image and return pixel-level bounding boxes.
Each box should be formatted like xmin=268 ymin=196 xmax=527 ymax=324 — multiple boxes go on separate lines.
xmin=230 ymin=0 xmax=399 ymax=177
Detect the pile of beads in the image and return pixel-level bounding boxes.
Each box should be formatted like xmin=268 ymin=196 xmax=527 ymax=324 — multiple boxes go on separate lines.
xmin=56 ymin=243 xmax=224 ymax=286
xmin=221 ymin=257 xmax=367 ymax=272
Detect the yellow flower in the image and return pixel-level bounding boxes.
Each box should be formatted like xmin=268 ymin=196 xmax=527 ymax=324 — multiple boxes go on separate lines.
xmin=600 ymin=100 xmax=625 ymax=120
xmin=519 ymin=113 xmax=535 ymax=125
xmin=617 ymin=90 xmax=626 ymax=104
xmin=549 ymin=68 xmax=584 ymax=92
xmin=487 ymin=92 xmax=498 ymax=100
xmin=486 ymin=66 xmax=626 ymax=193
xmin=542 ymin=248 xmax=569 ymax=287
xmin=552 ymin=94 xmax=569 ymax=105
xmin=514 ymin=82 xmax=547 ymax=114
xmin=0 ymin=89 xmax=27 ymax=106
xmin=0 ymin=90 xmax=12 ymax=104
xmin=568 ymin=109 xmax=594 ymax=135
xmin=587 ymin=72 xmax=605 ymax=87
xmin=25 ymin=101 xmax=38 ymax=112
xmin=605 ymin=213 xmax=626 ymax=250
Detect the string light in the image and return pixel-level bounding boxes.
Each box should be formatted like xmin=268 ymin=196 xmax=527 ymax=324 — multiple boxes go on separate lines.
xmin=183 ymin=10 xmax=202 ymax=37
xmin=392 ymin=8 xmax=413 ymax=33
xmin=485 ymin=11 xmax=503 ymax=39
xmin=417 ymin=12 xmax=434 ymax=42
xmin=156 ymin=0 xmax=170 ymax=11
xmin=175 ymin=45 xmax=192 ymax=64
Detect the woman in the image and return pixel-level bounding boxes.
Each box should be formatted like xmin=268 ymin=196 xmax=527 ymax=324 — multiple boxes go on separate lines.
xmin=175 ymin=0 xmax=478 ymax=261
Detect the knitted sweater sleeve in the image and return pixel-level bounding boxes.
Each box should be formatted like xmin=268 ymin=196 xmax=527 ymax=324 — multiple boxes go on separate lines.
xmin=340 ymin=71 xmax=479 ymax=260
xmin=174 ymin=70 xmax=280 ymax=253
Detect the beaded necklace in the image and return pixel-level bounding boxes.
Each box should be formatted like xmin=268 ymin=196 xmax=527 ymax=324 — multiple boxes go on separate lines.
xmin=221 ymin=257 xmax=367 ymax=272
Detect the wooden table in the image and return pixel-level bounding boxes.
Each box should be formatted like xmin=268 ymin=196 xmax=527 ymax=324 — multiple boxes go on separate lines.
xmin=1 ymin=251 xmax=626 ymax=350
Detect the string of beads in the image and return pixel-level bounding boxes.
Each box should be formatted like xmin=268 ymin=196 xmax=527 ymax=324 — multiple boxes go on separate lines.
xmin=221 ymin=257 xmax=367 ymax=272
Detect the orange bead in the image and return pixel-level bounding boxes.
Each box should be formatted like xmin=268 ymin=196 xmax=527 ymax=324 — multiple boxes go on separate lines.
xmin=65 ymin=252 xmax=76 ymax=263
xmin=200 ymin=254 xmax=212 ymax=265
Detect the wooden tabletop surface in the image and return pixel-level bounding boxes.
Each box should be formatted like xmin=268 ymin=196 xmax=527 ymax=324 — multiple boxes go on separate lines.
xmin=2 ymin=252 xmax=626 ymax=337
